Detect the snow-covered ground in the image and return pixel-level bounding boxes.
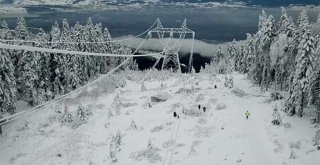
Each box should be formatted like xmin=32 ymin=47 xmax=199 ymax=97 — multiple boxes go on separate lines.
xmin=0 ymin=71 xmax=319 ymax=165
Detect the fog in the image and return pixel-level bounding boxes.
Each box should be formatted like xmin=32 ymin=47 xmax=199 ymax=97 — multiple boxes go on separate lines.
xmin=121 ymin=37 xmax=230 ymax=57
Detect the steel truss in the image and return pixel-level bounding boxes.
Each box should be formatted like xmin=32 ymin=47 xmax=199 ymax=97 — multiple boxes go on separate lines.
xmin=147 ymin=18 xmax=195 ymax=73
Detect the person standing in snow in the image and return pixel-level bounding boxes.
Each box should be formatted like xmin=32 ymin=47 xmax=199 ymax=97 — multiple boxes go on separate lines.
xmin=245 ymin=111 xmax=250 ymax=119
xmin=203 ymin=107 xmax=206 ymax=113
xmin=173 ymin=112 xmax=179 ymax=119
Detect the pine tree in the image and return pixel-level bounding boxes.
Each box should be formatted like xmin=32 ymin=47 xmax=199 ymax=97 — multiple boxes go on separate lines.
xmin=0 ymin=49 xmax=16 ymax=114
xmin=227 ymin=39 xmax=237 ymax=58
xmin=235 ymin=45 xmax=245 ymax=72
xmin=215 ymin=46 xmax=224 ymax=63
xmin=100 ymin=27 xmax=113 ymax=73
xmin=83 ymin=17 xmax=95 ymax=79
xmin=13 ymin=17 xmax=31 ymax=96
xmin=251 ymin=11 xmax=276 ymax=90
xmin=90 ymin=23 xmax=105 ymax=75
xmin=286 ymin=11 xmax=316 ymax=117
xmin=61 ymin=19 xmax=80 ymax=92
xmin=77 ymin=105 xmax=86 ymax=121
xmin=278 ymin=7 xmax=295 ymax=37
xmin=49 ymin=21 xmax=66 ymax=97
xmin=72 ymin=21 xmax=89 ymax=84
xmin=0 ymin=20 xmax=13 ymax=41
xmin=234 ymin=45 xmax=243 ymax=71
xmin=34 ymin=29 xmax=52 ymax=101
xmin=243 ymin=34 xmax=255 ymax=73
xmin=75 ymin=20 xmax=91 ymax=83
xmin=15 ymin=17 xmax=29 ymax=40
xmin=273 ymin=9 xmax=295 ymax=91
xmin=17 ymin=50 xmax=40 ymax=106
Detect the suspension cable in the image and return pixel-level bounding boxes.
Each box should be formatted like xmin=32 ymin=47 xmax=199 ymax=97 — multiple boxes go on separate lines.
xmin=0 ymin=42 xmax=161 ymax=57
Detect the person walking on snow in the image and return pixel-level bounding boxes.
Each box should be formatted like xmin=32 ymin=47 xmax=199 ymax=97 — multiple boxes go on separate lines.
xmin=245 ymin=111 xmax=250 ymax=120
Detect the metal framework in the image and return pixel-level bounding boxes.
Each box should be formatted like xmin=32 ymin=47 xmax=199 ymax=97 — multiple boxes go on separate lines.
xmin=147 ymin=18 xmax=195 ymax=73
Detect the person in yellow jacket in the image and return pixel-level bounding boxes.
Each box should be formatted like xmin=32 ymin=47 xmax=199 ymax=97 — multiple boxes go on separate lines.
xmin=245 ymin=111 xmax=250 ymax=119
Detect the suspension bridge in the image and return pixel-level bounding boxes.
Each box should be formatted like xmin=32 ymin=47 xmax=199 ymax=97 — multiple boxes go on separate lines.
xmin=0 ymin=18 xmax=195 ymax=126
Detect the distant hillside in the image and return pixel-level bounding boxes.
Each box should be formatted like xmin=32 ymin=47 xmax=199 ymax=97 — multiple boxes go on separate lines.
xmin=3 ymin=0 xmax=320 ymax=7
xmin=164 ymin=0 xmax=320 ymax=7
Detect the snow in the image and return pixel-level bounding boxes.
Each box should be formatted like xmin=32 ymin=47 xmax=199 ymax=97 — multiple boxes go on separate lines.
xmin=0 ymin=72 xmax=319 ymax=165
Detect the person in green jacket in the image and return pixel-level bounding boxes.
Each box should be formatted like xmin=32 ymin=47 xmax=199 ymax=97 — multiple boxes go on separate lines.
xmin=245 ymin=111 xmax=250 ymax=120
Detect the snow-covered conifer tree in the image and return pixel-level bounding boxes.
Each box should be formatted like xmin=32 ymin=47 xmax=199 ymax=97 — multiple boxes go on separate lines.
xmin=17 ymin=50 xmax=42 ymax=106
xmin=215 ymin=46 xmax=224 ymax=63
xmin=34 ymin=29 xmax=52 ymax=101
xmin=13 ymin=17 xmax=31 ymax=96
xmin=15 ymin=17 xmax=29 ymax=40
xmin=286 ymin=11 xmax=316 ymax=117
xmin=227 ymin=39 xmax=237 ymax=58
xmin=278 ymin=7 xmax=295 ymax=37
xmin=0 ymin=20 xmax=13 ymax=41
xmin=251 ymin=11 xmax=276 ymax=90
xmin=50 ymin=21 xmax=66 ymax=97
xmin=61 ymin=19 xmax=80 ymax=92
xmin=0 ymin=49 xmax=16 ymax=114
xmin=242 ymin=34 xmax=255 ymax=73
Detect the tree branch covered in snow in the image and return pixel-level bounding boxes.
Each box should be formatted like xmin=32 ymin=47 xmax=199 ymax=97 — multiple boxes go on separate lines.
xmin=228 ymin=9 xmax=320 ymax=118
xmin=0 ymin=17 xmax=134 ymax=115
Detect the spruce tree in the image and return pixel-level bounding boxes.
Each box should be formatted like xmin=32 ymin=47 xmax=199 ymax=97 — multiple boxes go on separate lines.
xmin=15 ymin=17 xmax=29 ymax=40
xmin=35 ymin=29 xmax=52 ymax=100
xmin=278 ymin=7 xmax=295 ymax=37
xmin=252 ymin=12 xmax=276 ymax=90
xmin=0 ymin=20 xmax=14 ymax=41
xmin=286 ymin=11 xmax=316 ymax=117
xmin=0 ymin=49 xmax=16 ymax=114
xmin=49 ymin=21 xmax=66 ymax=97
xmin=227 ymin=39 xmax=237 ymax=58
xmin=14 ymin=17 xmax=31 ymax=96
xmin=243 ymin=34 xmax=255 ymax=73
xmin=61 ymin=19 xmax=80 ymax=92
xmin=17 ymin=50 xmax=41 ymax=106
